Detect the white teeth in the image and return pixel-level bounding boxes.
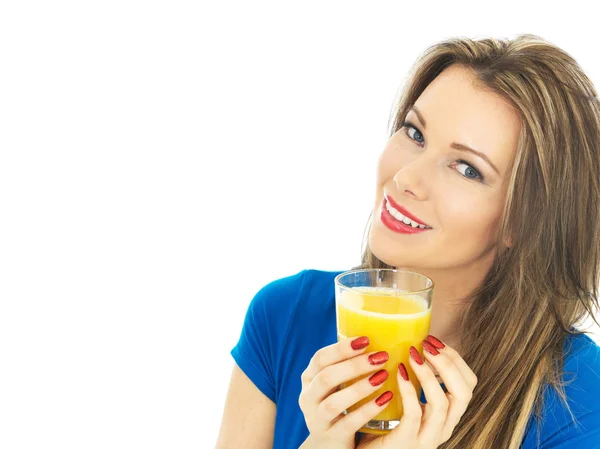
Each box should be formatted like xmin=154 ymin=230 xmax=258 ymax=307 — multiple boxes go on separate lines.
xmin=386 ymin=200 xmax=430 ymax=229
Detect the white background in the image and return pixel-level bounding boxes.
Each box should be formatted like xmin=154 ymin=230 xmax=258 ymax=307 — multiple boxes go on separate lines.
xmin=1 ymin=1 xmax=599 ymax=448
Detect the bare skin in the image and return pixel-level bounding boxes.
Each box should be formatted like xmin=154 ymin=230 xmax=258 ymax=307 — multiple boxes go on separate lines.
xmin=369 ymin=64 xmax=520 ymax=351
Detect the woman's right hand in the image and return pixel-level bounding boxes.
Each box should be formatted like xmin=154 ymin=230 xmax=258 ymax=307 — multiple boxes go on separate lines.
xmin=298 ymin=336 xmax=393 ymax=449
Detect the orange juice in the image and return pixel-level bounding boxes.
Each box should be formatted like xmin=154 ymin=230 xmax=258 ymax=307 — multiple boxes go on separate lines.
xmin=336 ymin=286 xmax=431 ymax=428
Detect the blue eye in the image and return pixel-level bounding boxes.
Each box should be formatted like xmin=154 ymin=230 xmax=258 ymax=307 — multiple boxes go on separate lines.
xmin=453 ymin=160 xmax=483 ymax=182
xmin=400 ymin=121 xmax=486 ymax=183
xmin=401 ymin=121 xmax=424 ymax=145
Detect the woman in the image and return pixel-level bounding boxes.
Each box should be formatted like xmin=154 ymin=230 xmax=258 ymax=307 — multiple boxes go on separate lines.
xmin=216 ymin=34 xmax=600 ymax=448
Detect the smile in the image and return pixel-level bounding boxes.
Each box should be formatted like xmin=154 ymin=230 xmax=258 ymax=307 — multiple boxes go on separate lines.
xmin=381 ymin=196 xmax=432 ymax=234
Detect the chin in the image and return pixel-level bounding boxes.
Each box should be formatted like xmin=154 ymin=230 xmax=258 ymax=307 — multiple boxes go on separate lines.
xmin=369 ymin=229 xmax=431 ymax=271
xmin=368 ymin=234 xmax=400 ymax=268
xmin=372 ymin=249 xmax=409 ymax=269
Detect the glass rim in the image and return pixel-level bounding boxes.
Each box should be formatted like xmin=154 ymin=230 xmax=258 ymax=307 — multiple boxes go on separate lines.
xmin=334 ymin=268 xmax=435 ymax=295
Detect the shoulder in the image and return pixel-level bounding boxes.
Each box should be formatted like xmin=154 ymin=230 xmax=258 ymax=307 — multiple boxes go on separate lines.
xmin=523 ymin=333 xmax=600 ymax=448
xmin=249 ymin=268 xmax=344 ymax=317
xmin=251 ymin=268 xmax=345 ymax=352
xmin=560 ymin=332 xmax=600 ymax=413
xmin=563 ymin=332 xmax=600 ymax=370
xmin=239 ymin=269 xmax=345 ymax=343
xmin=231 ymin=268 xmax=346 ymax=415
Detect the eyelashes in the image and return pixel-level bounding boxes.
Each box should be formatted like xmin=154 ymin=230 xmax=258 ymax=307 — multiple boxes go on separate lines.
xmin=402 ymin=121 xmax=425 ymax=145
xmin=400 ymin=121 xmax=485 ymax=183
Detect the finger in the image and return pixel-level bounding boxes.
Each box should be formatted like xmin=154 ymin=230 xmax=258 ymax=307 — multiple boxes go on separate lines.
xmin=441 ymin=346 xmax=478 ymax=390
xmin=329 ymin=390 xmax=394 ymax=440
xmin=422 ymin=339 xmax=476 ymax=441
xmin=299 ymin=348 xmax=389 ymax=426
xmin=301 ymin=336 xmax=371 ymax=386
xmin=317 ymin=369 xmax=389 ymax=424
xmin=426 ymin=336 xmax=478 ymax=389
xmin=311 ymin=350 xmax=389 ymax=403
xmin=421 ymin=340 xmax=473 ymax=405
xmin=441 ymin=395 xmax=471 ymax=443
xmin=408 ymin=346 xmax=448 ymax=443
xmin=378 ymin=363 xmax=422 ymax=445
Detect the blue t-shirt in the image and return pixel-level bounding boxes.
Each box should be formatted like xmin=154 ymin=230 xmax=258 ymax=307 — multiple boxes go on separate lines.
xmin=231 ymin=269 xmax=600 ymax=448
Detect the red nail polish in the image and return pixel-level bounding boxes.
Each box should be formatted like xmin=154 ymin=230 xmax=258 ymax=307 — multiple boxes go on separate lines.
xmin=351 ymin=336 xmax=370 ymax=350
xmin=398 ymin=363 xmax=409 ymax=381
xmin=375 ymin=391 xmax=393 ymax=406
xmin=368 ymin=351 xmax=389 ymax=365
xmin=368 ymin=369 xmax=389 ymax=386
xmin=409 ymin=346 xmax=424 ymax=365
xmin=422 ymin=340 xmax=440 ymax=356
xmin=427 ymin=335 xmax=446 ymax=349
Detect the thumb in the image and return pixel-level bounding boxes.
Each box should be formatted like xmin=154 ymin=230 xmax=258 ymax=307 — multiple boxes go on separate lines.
xmin=356 ymin=433 xmax=382 ymax=448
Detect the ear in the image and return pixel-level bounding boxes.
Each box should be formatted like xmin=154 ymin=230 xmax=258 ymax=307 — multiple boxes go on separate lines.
xmin=504 ymin=236 xmax=513 ymax=249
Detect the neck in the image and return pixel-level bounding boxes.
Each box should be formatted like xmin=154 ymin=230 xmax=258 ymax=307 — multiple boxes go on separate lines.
xmin=403 ymin=255 xmax=494 ymax=353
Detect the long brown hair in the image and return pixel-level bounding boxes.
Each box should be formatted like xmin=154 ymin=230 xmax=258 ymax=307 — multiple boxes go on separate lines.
xmin=356 ymin=34 xmax=600 ymax=448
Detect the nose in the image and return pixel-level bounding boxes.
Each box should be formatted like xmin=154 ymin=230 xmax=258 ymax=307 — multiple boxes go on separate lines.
xmin=392 ymin=154 xmax=430 ymax=200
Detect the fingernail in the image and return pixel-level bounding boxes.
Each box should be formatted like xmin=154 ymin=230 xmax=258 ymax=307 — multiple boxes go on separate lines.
xmin=427 ymin=335 xmax=446 ymax=349
xmin=398 ymin=363 xmax=409 ymax=381
xmin=409 ymin=346 xmax=424 ymax=365
xmin=368 ymin=351 xmax=389 ymax=365
xmin=375 ymin=391 xmax=393 ymax=406
xmin=351 ymin=336 xmax=370 ymax=350
xmin=422 ymin=340 xmax=440 ymax=356
xmin=368 ymin=369 xmax=389 ymax=386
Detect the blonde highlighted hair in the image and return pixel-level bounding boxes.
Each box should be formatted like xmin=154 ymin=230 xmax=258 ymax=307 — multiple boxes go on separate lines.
xmin=357 ymin=34 xmax=600 ymax=448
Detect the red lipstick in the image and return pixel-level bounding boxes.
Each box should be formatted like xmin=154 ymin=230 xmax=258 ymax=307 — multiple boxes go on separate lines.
xmin=381 ymin=196 xmax=432 ymax=235
xmin=385 ymin=195 xmax=430 ymax=226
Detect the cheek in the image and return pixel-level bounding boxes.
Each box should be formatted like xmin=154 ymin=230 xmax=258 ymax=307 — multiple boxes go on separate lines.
xmin=440 ymin=194 xmax=503 ymax=241
xmin=376 ymin=145 xmax=403 ymax=185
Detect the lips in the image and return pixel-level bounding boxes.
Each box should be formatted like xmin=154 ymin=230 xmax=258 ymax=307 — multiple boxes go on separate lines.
xmin=385 ymin=195 xmax=430 ymax=227
xmin=380 ymin=196 xmax=432 ymax=235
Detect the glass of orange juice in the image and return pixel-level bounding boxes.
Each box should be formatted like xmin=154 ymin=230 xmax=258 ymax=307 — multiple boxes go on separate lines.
xmin=334 ymin=268 xmax=434 ymax=435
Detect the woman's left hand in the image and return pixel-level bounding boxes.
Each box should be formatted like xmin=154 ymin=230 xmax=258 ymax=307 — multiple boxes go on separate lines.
xmin=358 ymin=336 xmax=478 ymax=449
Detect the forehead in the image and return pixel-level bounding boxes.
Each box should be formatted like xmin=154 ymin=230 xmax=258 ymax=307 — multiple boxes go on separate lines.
xmin=409 ymin=65 xmax=521 ymax=175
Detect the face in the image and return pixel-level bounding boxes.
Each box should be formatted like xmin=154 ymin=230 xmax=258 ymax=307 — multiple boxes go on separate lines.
xmin=369 ymin=64 xmax=521 ymax=272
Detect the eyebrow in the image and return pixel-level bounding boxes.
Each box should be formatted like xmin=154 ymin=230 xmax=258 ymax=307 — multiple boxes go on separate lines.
xmin=408 ymin=106 xmax=501 ymax=176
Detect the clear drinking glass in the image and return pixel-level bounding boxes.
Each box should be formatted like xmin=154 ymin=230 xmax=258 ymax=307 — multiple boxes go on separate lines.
xmin=334 ymin=268 xmax=434 ymax=434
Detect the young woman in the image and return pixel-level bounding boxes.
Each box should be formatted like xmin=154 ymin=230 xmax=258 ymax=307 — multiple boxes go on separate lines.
xmin=216 ymin=34 xmax=600 ymax=449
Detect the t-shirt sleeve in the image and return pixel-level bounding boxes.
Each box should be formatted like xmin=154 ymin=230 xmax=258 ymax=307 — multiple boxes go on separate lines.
xmin=230 ymin=270 xmax=307 ymax=403
xmin=523 ymin=335 xmax=600 ymax=448
xmin=540 ymin=411 xmax=600 ymax=448
xmin=527 ymin=410 xmax=600 ymax=448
